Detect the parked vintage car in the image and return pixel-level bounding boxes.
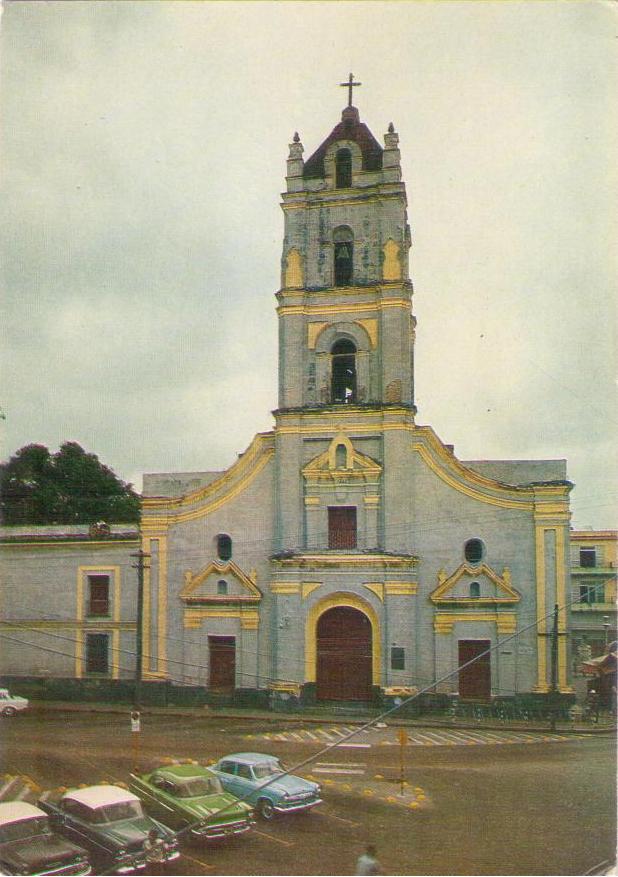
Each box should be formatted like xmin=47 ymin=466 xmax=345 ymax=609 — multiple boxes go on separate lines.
xmin=211 ymin=753 xmax=322 ymax=820
xmin=0 ymin=801 xmax=91 ymax=876
xmin=38 ymin=785 xmax=179 ymax=874
xmin=0 ymin=690 xmax=28 ymax=718
xmin=129 ymin=761 xmax=254 ymax=841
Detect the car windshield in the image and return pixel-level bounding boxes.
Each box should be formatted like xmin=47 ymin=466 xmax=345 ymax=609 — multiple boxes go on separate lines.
xmin=0 ymin=817 xmax=51 ymax=843
xmin=87 ymin=801 xmax=143 ymax=823
xmin=252 ymin=761 xmax=284 ymax=779
xmin=174 ymin=776 xmax=223 ymax=797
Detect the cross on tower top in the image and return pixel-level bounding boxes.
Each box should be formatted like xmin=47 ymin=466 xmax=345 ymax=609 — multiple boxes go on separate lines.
xmin=339 ymin=73 xmax=362 ymax=107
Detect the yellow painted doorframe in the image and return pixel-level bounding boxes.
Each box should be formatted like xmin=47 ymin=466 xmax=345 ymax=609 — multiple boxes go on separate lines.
xmin=305 ymin=593 xmax=381 ymax=685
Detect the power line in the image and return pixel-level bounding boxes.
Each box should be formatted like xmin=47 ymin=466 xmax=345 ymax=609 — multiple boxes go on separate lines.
xmin=2 ymin=582 xmax=612 ymax=695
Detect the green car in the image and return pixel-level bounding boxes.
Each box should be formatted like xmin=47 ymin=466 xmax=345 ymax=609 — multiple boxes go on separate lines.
xmin=129 ymin=762 xmax=254 ymax=841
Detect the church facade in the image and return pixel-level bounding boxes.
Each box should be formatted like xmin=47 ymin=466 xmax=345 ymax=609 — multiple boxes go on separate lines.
xmin=140 ymin=99 xmax=573 ymax=706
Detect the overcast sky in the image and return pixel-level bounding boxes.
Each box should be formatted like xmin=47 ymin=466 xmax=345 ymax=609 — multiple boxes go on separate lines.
xmin=1 ymin=1 xmax=616 ymax=529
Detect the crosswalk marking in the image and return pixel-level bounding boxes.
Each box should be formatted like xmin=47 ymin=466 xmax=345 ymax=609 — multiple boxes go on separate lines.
xmin=250 ymin=724 xmax=586 ymax=747
xmin=313 ymin=761 xmax=366 ymax=776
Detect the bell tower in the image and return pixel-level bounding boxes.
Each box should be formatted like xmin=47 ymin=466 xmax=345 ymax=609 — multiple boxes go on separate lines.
xmin=276 ymin=79 xmax=415 ymax=414
xmin=273 ymin=80 xmax=417 ymax=555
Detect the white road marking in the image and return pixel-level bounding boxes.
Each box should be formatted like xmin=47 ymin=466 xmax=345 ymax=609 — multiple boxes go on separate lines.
xmin=180 ymin=851 xmax=215 ymax=870
xmin=339 ymin=742 xmax=371 ymax=748
xmin=407 ymin=731 xmax=440 ymax=746
xmin=313 ymin=761 xmax=367 ymax=775
xmin=253 ymin=829 xmax=295 ymax=847
xmin=317 ymin=761 xmax=366 ymax=767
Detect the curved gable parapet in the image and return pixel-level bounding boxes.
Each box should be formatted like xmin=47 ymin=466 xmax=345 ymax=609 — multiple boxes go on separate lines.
xmin=141 ymin=431 xmax=275 ymax=523
xmin=411 ymin=426 xmax=571 ymax=511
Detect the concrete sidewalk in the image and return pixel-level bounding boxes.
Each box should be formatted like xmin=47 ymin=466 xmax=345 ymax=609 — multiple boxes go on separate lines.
xmin=25 ymin=699 xmax=617 ymax=735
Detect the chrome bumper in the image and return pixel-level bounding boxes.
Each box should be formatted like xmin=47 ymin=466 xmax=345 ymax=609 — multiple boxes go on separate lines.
xmin=274 ymin=797 xmax=322 ymax=814
xmin=191 ymin=819 xmax=253 ymax=839
xmin=115 ymin=849 xmax=180 ymax=873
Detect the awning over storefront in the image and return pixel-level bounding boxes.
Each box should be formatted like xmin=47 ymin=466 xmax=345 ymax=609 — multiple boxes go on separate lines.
xmin=581 ymin=650 xmax=617 ymax=676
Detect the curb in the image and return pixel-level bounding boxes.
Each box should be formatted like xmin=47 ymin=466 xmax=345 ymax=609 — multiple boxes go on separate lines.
xmin=25 ymin=701 xmax=617 ymax=736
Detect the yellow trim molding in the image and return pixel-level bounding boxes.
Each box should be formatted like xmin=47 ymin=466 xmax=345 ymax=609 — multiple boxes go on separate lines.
xmin=278 ymin=299 xmax=409 ymax=318
xmin=305 ymin=593 xmax=381 ymax=685
xmin=284 ymin=248 xmax=303 ymax=288
xmin=271 ymin=582 xmax=301 ymax=595
xmin=384 ymin=581 xmax=417 ymax=596
xmin=180 ymin=560 xmax=262 ymax=603
xmin=411 ymin=443 xmax=531 ymax=510
xmin=382 ymin=239 xmax=402 ymax=281
xmin=142 ymin=431 xmax=274 ymax=510
xmin=307 ymin=322 xmax=329 ymax=349
xmin=272 ymin=553 xmax=418 ymax=571
xmin=303 ymin=434 xmax=382 ymax=484
xmin=434 ymin=612 xmax=517 ymax=634
xmin=75 ymin=565 xmax=121 ymax=679
xmin=363 ymin=583 xmax=384 ymax=601
xmin=430 ymin=563 xmax=519 ymax=605
xmin=183 ymin=608 xmax=260 ymax=630
xmin=268 ymin=680 xmax=302 ymax=697
xmin=354 ymin=318 xmax=378 ymax=348
xmin=302 ymin=582 xmax=322 ymax=600
xmin=142 ymin=534 xmax=168 ymax=680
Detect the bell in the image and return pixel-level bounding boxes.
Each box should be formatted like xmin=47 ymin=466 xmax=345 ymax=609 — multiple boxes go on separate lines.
xmin=336 ymin=245 xmax=350 ymax=259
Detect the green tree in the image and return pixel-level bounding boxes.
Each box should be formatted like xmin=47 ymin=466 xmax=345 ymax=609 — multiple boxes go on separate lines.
xmin=0 ymin=442 xmax=140 ymax=524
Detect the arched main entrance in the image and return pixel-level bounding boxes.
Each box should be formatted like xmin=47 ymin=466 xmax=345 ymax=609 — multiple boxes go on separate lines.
xmin=316 ymin=606 xmax=373 ymax=701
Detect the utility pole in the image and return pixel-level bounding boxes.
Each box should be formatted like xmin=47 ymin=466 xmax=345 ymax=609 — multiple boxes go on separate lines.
xmin=549 ymin=603 xmax=559 ymax=732
xmin=131 ymin=549 xmax=150 ymax=709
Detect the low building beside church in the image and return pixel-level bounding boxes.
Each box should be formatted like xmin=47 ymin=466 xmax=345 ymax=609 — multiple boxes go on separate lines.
xmin=0 ymin=524 xmax=139 ymax=696
xmin=140 ymin=96 xmax=574 ymax=707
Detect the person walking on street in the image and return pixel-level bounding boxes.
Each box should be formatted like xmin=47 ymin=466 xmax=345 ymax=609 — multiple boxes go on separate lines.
xmin=585 ymin=688 xmax=599 ymax=723
xmin=356 ymin=843 xmax=382 ymax=875
xmin=143 ymin=828 xmax=167 ymax=875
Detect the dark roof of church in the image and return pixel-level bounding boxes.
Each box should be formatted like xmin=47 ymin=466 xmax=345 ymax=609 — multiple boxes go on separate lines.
xmin=303 ymin=106 xmax=383 ymax=179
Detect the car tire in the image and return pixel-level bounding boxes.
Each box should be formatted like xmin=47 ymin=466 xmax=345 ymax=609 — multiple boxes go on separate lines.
xmin=1 ymin=706 xmax=16 ymax=717
xmin=257 ymin=798 xmax=275 ymax=820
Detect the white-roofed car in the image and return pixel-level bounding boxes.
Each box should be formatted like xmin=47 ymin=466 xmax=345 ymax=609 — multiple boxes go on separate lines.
xmin=0 ymin=690 xmax=28 ymax=718
xmin=211 ymin=753 xmax=322 ymax=820
xmin=38 ymin=785 xmax=179 ymax=874
xmin=0 ymin=800 xmax=91 ymax=875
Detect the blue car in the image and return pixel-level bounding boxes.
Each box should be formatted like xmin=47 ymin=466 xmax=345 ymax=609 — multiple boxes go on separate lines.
xmin=211 ymin=753 xmax=322 ymax=820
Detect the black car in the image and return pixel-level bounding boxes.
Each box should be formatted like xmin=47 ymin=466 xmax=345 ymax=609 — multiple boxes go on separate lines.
xmin=38 ymin=785 xmax=179 ymax=875
xmin=0 ymin=801 xmax=91 ymax=876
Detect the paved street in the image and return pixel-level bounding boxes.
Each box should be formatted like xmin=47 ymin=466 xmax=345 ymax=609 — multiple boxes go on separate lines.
xmin=1 ymin=711 xmax=615 ymax=875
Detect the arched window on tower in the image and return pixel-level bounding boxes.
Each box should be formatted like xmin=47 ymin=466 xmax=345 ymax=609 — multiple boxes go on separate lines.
xmin=331 ymin=339 xmax=357 ymax=404
xmin=335 ymin=148 xmax=352 ymax=188
xmin=333 ymin=226 xmax=353 ymax=287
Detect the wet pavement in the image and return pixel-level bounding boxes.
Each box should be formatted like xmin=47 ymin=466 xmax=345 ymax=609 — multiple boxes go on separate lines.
xmin=1 ymin=709 xmax=615 ymax=874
